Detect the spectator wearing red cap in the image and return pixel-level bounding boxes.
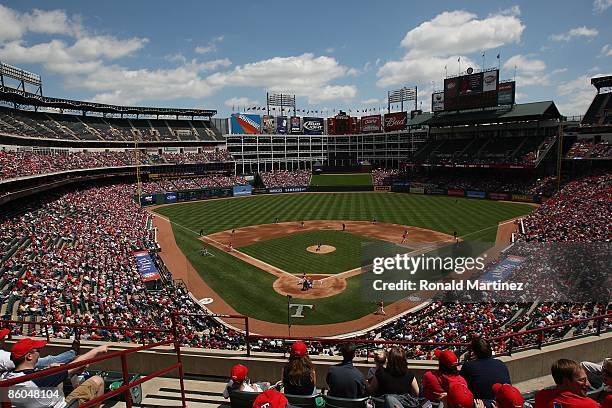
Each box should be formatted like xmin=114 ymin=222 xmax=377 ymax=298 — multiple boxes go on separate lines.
xmin=422 ymin=349 xmax=468 ymax=404
xmin=253 ymin=389 xmax=289 ymax=408
xmin=0 ymin=329 xmax=78 ymax=373
xmin=460 ymin=338 xmax=511 ymax=401
xmin=0 ymin=338 xmax=108 ymax=408
xmin=493 ymin=383 xmax=525 ymax=408
xmin=535 ymin=359 xmax=600 ymax=408
xmin=222 ymin=364 xmax=264 ymax=398
xmin=367 ymin=347 xmax=419 ymax=408
xmin=281 ymin=342 xmax=316 ymax=395
xmin=446 ymin=383 xmax=475 ymax=408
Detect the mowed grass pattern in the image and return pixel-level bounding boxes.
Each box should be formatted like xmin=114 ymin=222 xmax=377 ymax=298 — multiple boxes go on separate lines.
xmin=310 ymin=173 xmax=372 ymax=186
xmin=155 ymin=193 xmax=534 ymax=324
xmin=240 ymin=230 xmax=393 ymax=275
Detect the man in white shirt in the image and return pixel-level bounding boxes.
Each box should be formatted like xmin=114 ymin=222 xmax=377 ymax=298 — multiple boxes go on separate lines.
xmin=0 ymin=329 xmax=77 ymax=372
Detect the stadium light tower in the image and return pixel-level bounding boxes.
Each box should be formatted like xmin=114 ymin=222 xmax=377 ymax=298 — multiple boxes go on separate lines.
xmin=267 ymin=93 xmax=296 ymax=116
xmin=388 ymin=86 xmax=417 ymax=113
xmin=0 ymin=61 xmax=43 ymax=96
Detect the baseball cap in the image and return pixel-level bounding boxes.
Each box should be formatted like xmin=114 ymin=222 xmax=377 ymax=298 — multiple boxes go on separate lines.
xmin=11 ymin=338 xmax=47 ymax=360
xmin=0 ymin=328 xmax=10 ymax=340
xmin=253 ymin=389 xmax=288 ymax=408
xmin=230 ymin=364 xmax=248 ymax=381
xmin=435 ymin=349 xmax=459 ymax=368
xmin=446 ymin=383 xmax=474 ymax=408
xmin=290 ymin=341 xmax=308 ymax=357
xmin=493 ymin=383 xmax=524 ymax=408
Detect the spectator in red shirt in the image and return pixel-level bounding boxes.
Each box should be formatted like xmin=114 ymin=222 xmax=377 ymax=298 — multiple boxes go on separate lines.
xmin=535 ymin=359 xmax=600 ymax=408
xmin=422 ymin=349 xmax=467 ymax=404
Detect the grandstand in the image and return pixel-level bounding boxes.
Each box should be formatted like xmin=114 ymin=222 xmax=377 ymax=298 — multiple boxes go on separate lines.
xmin=0 ymin=63 xmax=609 ymax=407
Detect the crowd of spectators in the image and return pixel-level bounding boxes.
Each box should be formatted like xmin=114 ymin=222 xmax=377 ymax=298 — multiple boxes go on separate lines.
xmin=137 ymin=175 xmax=248 ymax=194
xmin=0 ymin=183 xmax=243 ymax=349
xmin=0 ymin=149 xmax=235 ymax=181
xmin=259 ymin=170 xmax=311 ymax=188
xmin=372 ymin=169 xmax=399 ymax=186
xmin=520 ymin=174 xmax=611 ymax=242
xmin=566 ymin=141 xmax=612 ymax=159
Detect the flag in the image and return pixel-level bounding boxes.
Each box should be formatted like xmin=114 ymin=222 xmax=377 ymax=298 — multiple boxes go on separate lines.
xmin=457 ymin=57 xmax=460 ymax=62
xmin=497 ymin=54 xmax=500 ymax=59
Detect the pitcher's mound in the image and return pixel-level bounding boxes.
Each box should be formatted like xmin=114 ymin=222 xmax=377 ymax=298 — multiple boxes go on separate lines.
xmin=306 ymin=245 xmax=336 ymax=254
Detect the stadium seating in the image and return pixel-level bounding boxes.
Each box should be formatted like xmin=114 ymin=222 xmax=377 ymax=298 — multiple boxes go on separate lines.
xmin=259 ymin=170 xmax=311 ymax=188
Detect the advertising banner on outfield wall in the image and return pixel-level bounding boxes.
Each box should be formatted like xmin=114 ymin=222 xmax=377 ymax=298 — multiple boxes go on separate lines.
xmin=427 ymin=187 xmax=447 ymax=195
xmin=262 ymin=115 xmax=275 ymax=134
xmin=432 ymin=92 xmax=445 ymax=112
xmin=276 ymin=116 xmax=288 ymax=134
xmin=511 ymin=194 xmax=534 ymax=203
xmin=374 ymin=186 xmax=391 ymax=192
xmin=164 ymin=192 xmax=177 ymax=203
xmin=447 ymin=189 xmax=465 ymax=197
xmin=134 ymin=251 xmax=161 ymax=282
xmin=233 ymin=185 xmax=253 ymax=197
xmin=489 ymin=192 xmax=511 ymax=200
xmin=140 ymin=194 xmax=155 ymax=206
xmin=409 ymin=187 xmax=425 ymax=194
xmin=466 ymin=190 xmax=486 ymax=199
xmin=303 ymin=117 xmax=324 ymax=135
xmin=360 ymin=115 xmax=381 ymax=133
xmin=290 ymin=116 xmax=301 ymax=134
xmin=384 ymin=112 xmax=408 ymax=132
xmin=230 ymin=114 xmax=262 ymax=134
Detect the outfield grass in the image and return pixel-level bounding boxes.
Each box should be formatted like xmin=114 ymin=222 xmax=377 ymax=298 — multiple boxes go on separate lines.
xmin=240 ymin=230 xmax=407 ymax=275
xmin=310 ymin=173 xmax=372 ymax=186
xmin=156 ymin=192 xmax=534 ymax=324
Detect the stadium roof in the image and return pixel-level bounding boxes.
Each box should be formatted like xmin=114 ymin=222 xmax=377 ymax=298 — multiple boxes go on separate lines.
xmin=591 ymin=76 xmax=612 ymax=91
xmin=424 ymin=101 xmax=561 ymax=127
xmin=0 ymin=86 xmax=217 ymax=117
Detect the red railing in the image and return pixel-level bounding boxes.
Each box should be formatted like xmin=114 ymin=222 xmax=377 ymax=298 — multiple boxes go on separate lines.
xmin=0 ymin=311 xmax=607 ymax=406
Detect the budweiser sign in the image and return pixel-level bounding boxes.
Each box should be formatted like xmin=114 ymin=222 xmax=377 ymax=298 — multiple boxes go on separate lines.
xmin=384 ymin=112 xmax=407 ymax=132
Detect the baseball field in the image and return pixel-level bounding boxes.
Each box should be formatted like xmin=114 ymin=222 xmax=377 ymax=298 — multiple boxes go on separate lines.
xmin=152 ymin=191 xmax=534 ymax=332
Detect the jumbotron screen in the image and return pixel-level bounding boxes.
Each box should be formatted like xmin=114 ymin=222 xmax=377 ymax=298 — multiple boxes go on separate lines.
xmin=443 ymin=69 xmax=499 ymax=111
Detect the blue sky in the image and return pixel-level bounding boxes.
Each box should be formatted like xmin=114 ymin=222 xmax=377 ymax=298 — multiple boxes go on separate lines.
xmin=0 ymin=0 xmax=610 ymax=117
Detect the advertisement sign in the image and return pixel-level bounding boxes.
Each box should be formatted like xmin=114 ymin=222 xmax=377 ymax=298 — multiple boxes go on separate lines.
xmin=374 ymin=186 xmax=391 ymax=192
xmin=511 ymin=194 xmax=534 ymax=203
xmin=489 ymin=192 xmax=511 ymax=200
xmin=164 ymin=192 xmax=177 ymax=203
xmin=290 ymin=116 xmax=301 ymax=134
xmin=230 ymin=114 xmax=262 ymax=134
xmin=302 ymin=117 xmax=324 ymax=135
xmin=498 ymin=81 xmax=516 ymax=105
xmin=233 ymin=184 xmax=253 ymax=197
xmin=268 ymin=186 xmax=308 ymax=194
xmin=134 ymin=251 xmax=161 ymax=282
xmin=480 ymin=255 xmax=525 ymax=283
xmin=483 ymin=70 xmax=498 ymax=92
xmin=262 ymin=115 xmax=275 ymax=134
xmin=140 ymin=194 xmax=155 ymax=206
xmin=432 ymin=92 xmax=445 ymax=112
xmin=427 ymin=187 xmax=447 ymax=195
xmin=466 ymin=190 xmax=486 ymax=199
xmin=384 ymin=112 xmax=408 ymax=131
xmin=460 ymin=73 xmax=483 ymax=95
xmin=276 ymin=116 xmax=288 ymax=134
xmin=361 ymin=115 xmax=381 ymax=133
xmin=444 ymin=77 xmax=459 ymax=111
xmin=447 ymin=189 xmax=465 ymax=197
xmin=409 ymin=187 xmax=425 ymax=194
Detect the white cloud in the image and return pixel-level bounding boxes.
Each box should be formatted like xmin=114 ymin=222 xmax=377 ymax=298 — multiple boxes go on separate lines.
xmin=208 ymin=53 xmax=357 ymax=103
xmin=377 ymin=55 xmax=477 ymax=87
xmin=194 ymin=35 xmax=224 ymax=54
xmin=0 ymin=5 xmax=79 ymax=41
xmin=601 ymin=44 xmax=612 ymax=57
xmin=555 ymin=73 xmax=611 ymax=116
xmin=224 ymin=97 xmax=260 ymax=109
xmin=399 ymin=8 xmax=524 ymax=58
xmin=550 ymin=26 xmax=598 ymax=42
xmin=503 ymin=54 xmax=549 ymax=86
xmin=593 ymin=0 xmax=612 ymax=13
xmin=361 ymin=98 xmax=380 ymax=104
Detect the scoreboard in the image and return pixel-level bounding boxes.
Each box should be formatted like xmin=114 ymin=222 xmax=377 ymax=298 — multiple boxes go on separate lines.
xmin=443 ymin=69 xmax=499 ymax=111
